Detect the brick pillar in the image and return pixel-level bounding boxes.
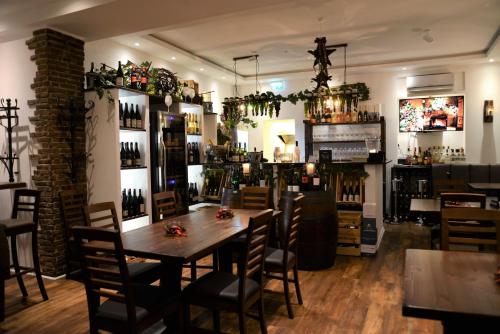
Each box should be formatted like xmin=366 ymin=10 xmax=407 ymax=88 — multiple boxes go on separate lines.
xmin=26 ymin=29 xmax=86 ymax=277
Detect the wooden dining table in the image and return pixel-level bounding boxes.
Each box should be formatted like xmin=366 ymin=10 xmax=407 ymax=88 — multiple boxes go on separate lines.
xmin=403 ymin=249 xmax=500 ymax=330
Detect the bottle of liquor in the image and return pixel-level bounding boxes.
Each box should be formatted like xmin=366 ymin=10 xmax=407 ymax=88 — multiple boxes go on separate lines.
xmin=140 ymin=66 xmax=148 ymax=92
xmin=243 ymin=143 xmax=248 ymax=162
xmin=134 ymin=142 xmax=141 ymax=166
xmin=233 ymin=143 xmax=239 ymax=162
xmin=287 ymin=170 xmax=294 ymax=192
xmin=193 ymin=183 xmax=199 ymax=204
xmin=354 ymin=181 xmax=360 ymax=202
xmin=300 ymin=166 xmax=309 ymax=191
xmin=126 ymin=142 xmax=132 ymax=167
xmin=417 ymin=147 xmax=423 ymax=165
xmin=358 ymin=109 xmax=363 ymax=123
xmin=259 ymin=164 xmax=266 ymax=187
xmin=130 ymin=142 xmax=137 ymax=166
xmin=195 ymin=143 xmax=200 ymax=164
xmin=231 ymin=166 xmax=240 ymax=190
xmin=136 ymin=189 xmax=144 ymax=214
xmin=363 ymin=110 xmax=368 ymax=122
xmin=348 ymin=180 xmax=354 ymax=202
xmin=132 ymin=189 xmax=138 ymax=216
xmin=187 ymin=143 xmax=193 ymax=164
xmin=293 ymin=141 xmax=300 ymax=163
xmin=124 ymin=103 xmax=130 ymax=128
xmin=127 ymin=189 xmax=133 ymax=216
xmin=342 ymin=180 xmax=348 ymax=202
xmin=130 ymin=65 xmax=138 ymax=90
xmin=292 ymin=171 xmax=300 ymax=192
xmin=119 ymin=101 xmax=124 ymax=127
xmin=120 ymin=142 xmax=126 ymax=167
xmin=320 ymin=165 xmax=328 ymax=191
xmin=116 ymin=61 xmax=124 ymax=87
xmin=122 ymin=189 xmax=128 ymax=218
xmin=312 ymin=168 xmax=320 ymax=191
xmin=130 ymin=104 xmax=137 ymax=128
xmin=135 ymin=104 xmax=142 ymax=129
xmin=195 ymin=115 xmax=200 ymax=134
xmin=188 ymin=183 xmax=193 ymax=205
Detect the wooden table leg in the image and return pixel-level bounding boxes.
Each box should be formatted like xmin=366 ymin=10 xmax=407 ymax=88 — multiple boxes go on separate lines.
xmin=161 ymin=259 xmax=183 ymax=333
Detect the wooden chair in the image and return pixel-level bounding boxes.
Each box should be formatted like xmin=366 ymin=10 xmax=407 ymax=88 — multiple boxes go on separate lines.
xmin=264 ymin=195 xmax=304 ymax=319
xmin=152 ymin=191 xmax=178 ymax=223
xmin=441 ymin=208 xmax=500 ymax=252
xmin=431 ymin=193 xmax=487 ymax=249
xmin=440 ymin=192 xmax=486 ymax=208
xmin=241 ymin=186 xmax=270 ymax=210
xmin=0 ymin=189 xmax=48 ymax=321
xmin=183 ymin=209 xmax=274 ymax=334
xmin=60 ymin=189 xmax=87 ymax=279
xmin=0 ymin=225 xmax=9 ymax=321
xmin=83 ymin=202 xmax=163 ymax=285
xmin=72 ymin=226 xmax=180 ymax=334
xmin=433 ymin=179 xmax=466 ymax=198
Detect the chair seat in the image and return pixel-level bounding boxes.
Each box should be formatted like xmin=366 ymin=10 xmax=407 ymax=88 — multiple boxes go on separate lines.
xmin=184 ymin=271 xmax=260 ymax=305
xmin=96 ymin=283 xmax=177 ymax=325
xmin=0 ymin=218 xmax=34 ymax=235
xmin=264 ymin=247 xmax=296 ymax=270
xmin=127 ymin=262 xmax=163 ymax=285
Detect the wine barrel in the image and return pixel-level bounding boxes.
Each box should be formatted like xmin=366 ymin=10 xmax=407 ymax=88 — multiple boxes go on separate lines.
xmin=220 ymin=187 xmax=242 ymax=209
xmin=283 ymin=191 xmax=337 ymax=270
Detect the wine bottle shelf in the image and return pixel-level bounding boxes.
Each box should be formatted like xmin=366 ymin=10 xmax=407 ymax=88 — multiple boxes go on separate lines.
xmin=304 ymin=120 xmax=383 ymax=126
xmin=120 ymin=127 xmax=146 ymax=132
xmin=121 ymin=165 xmax=147 ymax=170
xmin=123 ymin=213 xmax=148 ymax=222
xmin=188 ymin=164 xmax=203 ymax=166
xmin=187 ymin=133 xmax=202 ymax=136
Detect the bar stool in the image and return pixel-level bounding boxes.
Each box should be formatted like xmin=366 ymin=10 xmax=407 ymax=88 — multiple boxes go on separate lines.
xmin=0 ymin=189 xmax=48 ymax=313
xmin=389 ymin=178 xmax=403 ymax=224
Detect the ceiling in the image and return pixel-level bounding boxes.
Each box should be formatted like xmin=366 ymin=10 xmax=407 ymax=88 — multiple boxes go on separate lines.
xmin=1 ymin=0 xmax=499 ymax=79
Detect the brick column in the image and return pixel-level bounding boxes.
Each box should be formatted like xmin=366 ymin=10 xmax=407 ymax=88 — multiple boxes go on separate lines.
xmin=26 ymin=29 xmax=86 ymax=277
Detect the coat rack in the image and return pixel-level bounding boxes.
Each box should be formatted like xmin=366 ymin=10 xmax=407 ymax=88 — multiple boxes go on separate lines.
xmin=0 ymin=98 xmax=20 ymax=182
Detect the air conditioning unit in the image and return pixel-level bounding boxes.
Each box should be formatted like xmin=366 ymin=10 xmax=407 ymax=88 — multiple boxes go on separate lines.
xmin=406 ymin=73 xmax=454 ymax=93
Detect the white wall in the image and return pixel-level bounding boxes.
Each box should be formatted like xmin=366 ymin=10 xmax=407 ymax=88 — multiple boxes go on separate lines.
xmin=84 ymin=39 xmax=233 ymax=118
xmin=0 ymin=38 xmax=36 ymax=219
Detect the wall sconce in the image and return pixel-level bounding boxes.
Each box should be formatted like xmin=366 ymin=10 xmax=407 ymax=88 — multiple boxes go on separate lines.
xmin=484 ymin=100 xmax=494 ymax=123
xmin=242 ymin=163 xmax=251 ymax=175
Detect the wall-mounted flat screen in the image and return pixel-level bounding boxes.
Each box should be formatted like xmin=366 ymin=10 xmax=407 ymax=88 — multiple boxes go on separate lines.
xmin=399 ymin=96 xmax=464 ymax=132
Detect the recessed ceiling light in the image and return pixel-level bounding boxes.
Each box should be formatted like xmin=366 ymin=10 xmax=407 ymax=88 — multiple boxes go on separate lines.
xmin=134 ymin=42 xmax=140 ymax=46
xmin=489 ymin=58 xmax=494 ymax=62
xmin=200 ymin=68 xmax=204 ymax=71
xmin=171 ymin=56 xmax=176 ymax=60
xmin=402 ymin=67 xmax=407 ymax=70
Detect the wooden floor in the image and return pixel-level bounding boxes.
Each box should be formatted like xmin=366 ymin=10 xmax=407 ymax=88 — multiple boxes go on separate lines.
xmin=0 ymin=223 xmax=442 ymax=334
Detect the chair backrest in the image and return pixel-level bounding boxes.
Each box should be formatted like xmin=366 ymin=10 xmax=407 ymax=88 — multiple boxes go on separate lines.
xmin=440 ymin=192 xmax=486 ymax=209
xmin=60 ymin=189 xmax=87 ymax=239
xmin=152 ymin=191 xmax=178 ymax=223
xmin=283 ymin=195 xmax=304 ymax=253
xmin=220 ymin=187 xmax=242 ymax=209
xmin=72 ymin=226 xmax=136 ymax=324
xmin=11 ymin=189 xmax=40 ymax=225
xmin=238 ymin=209 xmax=273 ymax=299
xmin=441 ymin=208 xmax=500 ymax=252
xmin=433 ymin=179 xmax=466 ymax=198
xmin=240 ymin=187 xmax=270 ymax=210
xmin=83 ymin=202 xmax=120 ymax=230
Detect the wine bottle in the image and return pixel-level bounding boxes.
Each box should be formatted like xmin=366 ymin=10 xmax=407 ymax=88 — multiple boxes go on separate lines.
xmin=120 ymin=142 xmax=126 ymax=167
xmin=348 ymin=180 xmax=354 ymax=202
xmin=130 ymin=142 xmax=136 ymax=166
xmin=243 ymin=143 xmax=248 ymax=162
xmin=300 ymin=166 xmax=309 ymax=191
xmin=188 ymin=183 xmax=193 ymax=205
xmin=124 ymin=103 xmax=130 ymax=128
xmin=342 ymin=180 xmax=348 ymax=202
xmin=259 ymin=163 xmax=266 ymax=187
xmin=130 ymin=65 xmax=138 ymax=90
xmin=195 ymin=114 xmax=199 ymax=134
xmin=193 ymin=183 xmax=199 ymax=204
xmin=140 ymin=65 xmax=148 ymax=92
xmin=134 ymin=142 xmax=141 ymax=166
xmin=231 ymin=167 xmax=240 ymax=190
xmin=287 ymin=170 xmax=294 ymax=192
xmin=138 ymin=189 xmax=145 ymax=214
xmin=130 ymin=104 xmax=137 ymax=128
xmin=312 ymin=169 xmax=320 ymax=191
xmin=116 ymin=61 xmax=124 ymax=87
xmin=122 ymin=189 xmax=128 ymax=218
xmin=135 ymin=104 xmax=142 ymax=129
xmin=188 ymin=143 xmax=194 ymax=164
xmin=127 ymin=189 xmax=133 ymax=216
xmin=293 ymin=141 xmax=300 ymax=163
xmin=126 ymin=142 xmax=132 ymax=167
xmin=354 ymin=181 xmax=360 ymax=202
xmin=119 ymin=101 xmax=124 ymax=127
xmin=238 ymin=143 xmax=242 ymax=162
xmin=132 ymin=189 xmax=138 ymax=216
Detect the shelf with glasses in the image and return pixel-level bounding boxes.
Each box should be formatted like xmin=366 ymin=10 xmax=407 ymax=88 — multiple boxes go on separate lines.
xmin=187 ymin=133 xmax=202 ymax=136
xmin=120 ymin=165 xmax=147 ymax=170
xmin=313 ymin=140 xmax=369 ymax=144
